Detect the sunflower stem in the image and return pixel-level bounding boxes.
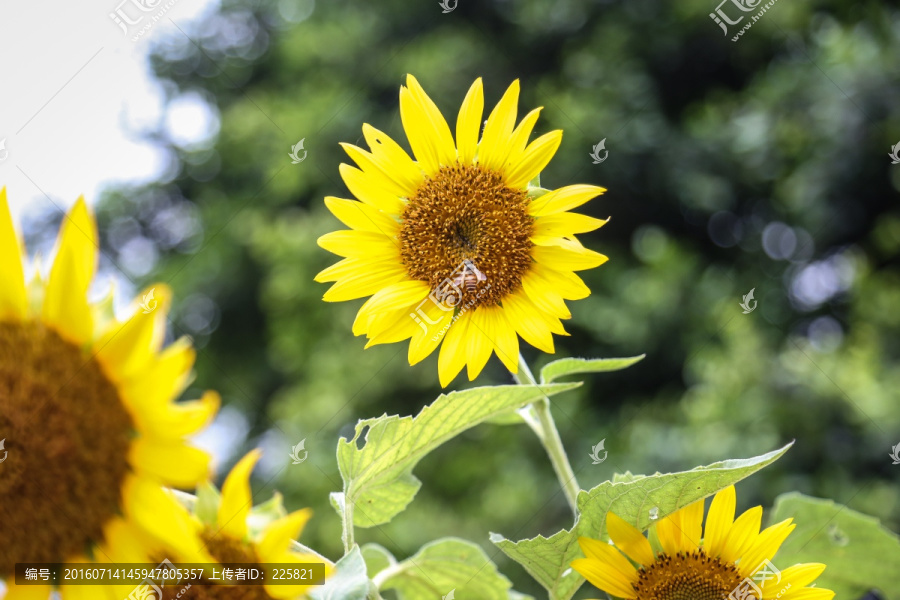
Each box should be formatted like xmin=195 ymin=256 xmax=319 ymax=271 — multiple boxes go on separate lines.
xmin=341 ymin=498 xmax=355 ymax=554
xmin=512 ymin=352 xmax=580 ymax=516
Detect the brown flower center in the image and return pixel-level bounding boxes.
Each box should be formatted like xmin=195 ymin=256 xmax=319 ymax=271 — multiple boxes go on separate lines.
xmin=158 ymin=530 xmax=272 ymax=600
xmin=633 ymin=550 xmax=743 ymax=600
xmin=398 ymin=164 xmax=534 ymax=309
xmin=0 ymin=321 xmax=133 ymax=573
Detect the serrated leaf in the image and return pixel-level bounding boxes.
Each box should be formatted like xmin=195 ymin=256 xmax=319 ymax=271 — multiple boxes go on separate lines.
xmin=337 ymin=383 xmax=581 ymax=528
xmin=540 ymin=355 xmax=645 ymax=384
xmin=308 ymin=546 xmax=371 ymax=600
xmin=380 ymin=538 xmax=511 ymax=600
xmin=492 ymin=443 xmax=792 ymax=600
xmin=361 ymin=543 xmax=396 ymax=577
xmin=770 ymin=492 xmax=900 ymax=600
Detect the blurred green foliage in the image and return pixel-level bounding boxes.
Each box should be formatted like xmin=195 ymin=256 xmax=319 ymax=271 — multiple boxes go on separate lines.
xmin=88 ymin=0 xmax=900 ymax=595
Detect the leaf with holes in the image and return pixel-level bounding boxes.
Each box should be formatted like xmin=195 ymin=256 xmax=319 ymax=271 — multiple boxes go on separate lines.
xmin=540 ymin=355 xmax=645 ymax=384
xmin=378 ymin=538 xmax=512 ymax=600
xmin=336 ymin=382 xmax=581 ymax=528
xmin=770 ymin=492 xmax=900 ymax=600
xmin=491 ymin=443 xmax=792 ymax=600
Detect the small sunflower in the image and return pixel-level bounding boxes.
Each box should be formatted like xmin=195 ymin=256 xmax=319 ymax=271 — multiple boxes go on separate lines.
xmin=572 ymin=486 xmax=834 ymax=600
xmin=0 ymin=189 xmax=219 ymax=599
xmin=167 ymin=450 xmax=329 ymax=599
xmin=315 ymin=75 xmax=608 ymax=386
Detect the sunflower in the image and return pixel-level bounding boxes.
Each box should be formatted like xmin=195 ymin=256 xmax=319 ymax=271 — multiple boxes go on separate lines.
xmin=315 ymin=75 xmax=608 ymax=386
xmin=162 ymin=450 xmax=329 ymax=599
xmin=0 ymin=189 xmax=219 ymax=599
xmin=572 ymin=486 xmax=834 ymax=600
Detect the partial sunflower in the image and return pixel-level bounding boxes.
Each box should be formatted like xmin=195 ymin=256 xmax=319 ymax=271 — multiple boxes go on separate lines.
xmin=572 ymin=486 xmax=834 ymax=600
xmin=0 ymin=189 xmax=219 ymax=599
xmin=163 ymin=450 xmax=330 ymax=599
xmin=315 ymin=75 xmax=608 ymax=386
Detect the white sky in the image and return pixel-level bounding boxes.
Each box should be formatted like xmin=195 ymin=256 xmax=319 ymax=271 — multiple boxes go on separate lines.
xmin=0 ymin=0 xmax=219 ymax=221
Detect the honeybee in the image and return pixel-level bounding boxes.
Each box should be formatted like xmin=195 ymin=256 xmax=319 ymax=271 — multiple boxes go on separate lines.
xmin=451 ymin=259 xmax=487 ymax=294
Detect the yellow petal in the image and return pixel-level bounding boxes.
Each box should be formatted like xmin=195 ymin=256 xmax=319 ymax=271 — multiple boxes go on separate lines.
xmin=719 ymin=506 xmax=763 ymax=564
xmin=317 ymin=230 xmax=399 ymax=259
xmin=780 ymin=588 xmax=835 ymax=600
xmin=490 ymin=306 xmax=520 ymax=373
xmin=607 ymin=512 xmax=656 ymax=566
xmin=522 ymin=268 xmax=572 ymax=319
xmin=122 ymin=475 xmax=212 ymax=564
xmin=575 ymin=537 xmax=638 ymax=597
xmin=352 ymin=279 xmax=430 ymax=335
xmin=136 ymin=390 xmax=219 ymax=440
xmin=503 ymin=107 xmax=543 ymax=170
xmin=408 ymin=298 xmax=454 ymax=365
xmin=324 ymin=197 xmax=400 ymax=235
xmin=704 ymin=486 xmax=736 ymax=557
xmin=533 ymin=212 xmax=608 ymax=238
xmin=456 ymin=78 xmax=484 ymax=164
xmin=262 ymin=552 xmax=327 ymax=599
xmin=257 ymin=508 xmax=313 ymax=561
xmin=571 ymin=558 xmax=637 ymax=599
xmin=529 ymin=263 xmax=592 ymax=300
xmin=501 ymin=290 xmax=557 ymax=353
xmin=532 ymin=239 xmax=609 ymax=271
xmin=101 ymin=516 xmax=152 ymax=563
xmin=3 ymin=581 xmax=53 ymax=600
xmin=364 ymin=307 xmax=420 ymax=348
xmin=656 ymin=507 xmax=686 ymax=555
xmin=58 ymin=583 xmax=114 ymax=600
xmin=762 ymin=564 xmax=826 ymax=598
xmin=94 ymin=284 xmax=172 ymax=382
xmin=0 ymin=187 xmax=27 ymax=321
xmin=341 ymin=143 xmax=415 ymax=199
xmin=479 ymin=80 xmax=520 ymax=172
xmin=129 ymin=438 xmax=212 ymax=488
xmin=339 ymin=163 xmax=406 ymax=215
xmin=321 ymin=260 xmax=408 ymax=302
xmin=738 ymin=518 xmax=795 ymax=577
xmin=118 ymin=336 xmax=196 ymax=412
xmin=362 ymin=123 xmax=424 ymax=195
xmin=42 ymin=196 xmax=97 ymax=345
xmin=530 ymin=184 xmax=607 ymax=217
xmin=406 ymin=74 xmax=457 ymax=168
xmin=506 ymin=129 xmax=563 ymax=189
xmin=465 ymin=307 xmax=495 ymax=380
xmin=438 ymin=309 xmax=470 ymax=387
xmin=217 ymin=449 xmax=262 ymax=540
xmin=681 ymin=498 xmax=705 ymax=552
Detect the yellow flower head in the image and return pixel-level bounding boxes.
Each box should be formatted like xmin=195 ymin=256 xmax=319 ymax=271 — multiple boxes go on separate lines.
xmin=0 ymin=188 xmax=219 ymax=599
xmin=186 ymin=450 xmax=330 ymax=599
xmin=572 ymin=486 xmax=834 ymax=600
xmin=316 ymin=75 xmax=608 ymax=386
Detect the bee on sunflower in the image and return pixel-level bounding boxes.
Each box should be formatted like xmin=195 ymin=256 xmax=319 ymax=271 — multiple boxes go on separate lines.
xmin=0 ymin=189 xmax=219 ymax=599
xmin=315 ymin=75 xmax=608 ymax=386
xmin=572 ymin=486 xmax=834 ymax=600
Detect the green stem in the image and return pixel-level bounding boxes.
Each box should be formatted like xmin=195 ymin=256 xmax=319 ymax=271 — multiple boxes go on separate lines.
xmin=512 ymin=352 xmax=580 ymax=516
xmin=341 ymin=495 xmax=355 ymax=553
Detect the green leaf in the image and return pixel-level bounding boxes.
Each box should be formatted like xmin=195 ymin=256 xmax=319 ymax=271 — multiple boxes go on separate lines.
xmin=308 ymin=546 xmax=371 ymax=600
xmin=540 ymin=355 xmax=645 ymax=384
xmin=336 ymin=383 xmax=581 ymax=528
xmin=770 ymin=492 xmax=900 ymax=600
xmin=527 ymin=185 xmax=550 ymax=199
xmin=492 ymin=443 xmax=792 ymax=600
xmin=379 ymin=538 xmax=512 ymax=600
xmin=361 ymin=543 xmax=396 ymax=577
xmin=194 ymin=481 xmax=220 ymax=526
